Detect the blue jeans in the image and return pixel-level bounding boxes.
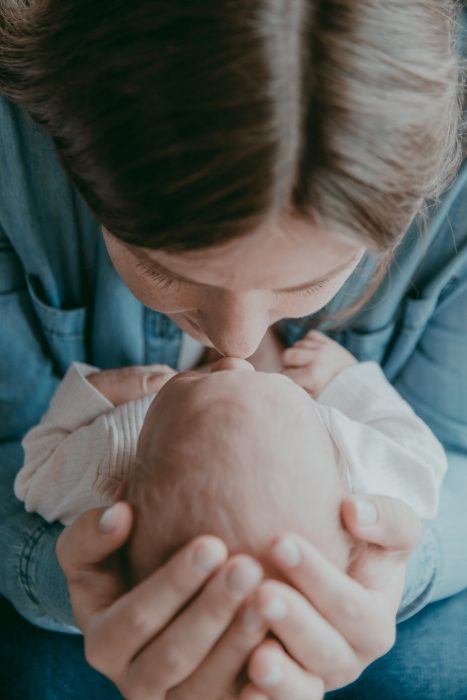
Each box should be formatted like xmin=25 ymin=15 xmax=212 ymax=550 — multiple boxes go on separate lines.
xmin=326 ymin=588 xmax=467 ymax=699
xmin=2 ymin=590 xmax=467 ymax=700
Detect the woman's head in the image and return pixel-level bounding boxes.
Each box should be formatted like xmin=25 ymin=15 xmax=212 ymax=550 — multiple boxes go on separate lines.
xmin=1 ymin=0 xmax=462 ymax=251
xmin=0 ymin=1 xmax=463 ymax=354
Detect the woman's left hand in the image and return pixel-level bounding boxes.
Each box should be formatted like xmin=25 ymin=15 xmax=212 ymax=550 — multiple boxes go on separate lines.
xmin=238 ymin=494 xmax=422 ymax=699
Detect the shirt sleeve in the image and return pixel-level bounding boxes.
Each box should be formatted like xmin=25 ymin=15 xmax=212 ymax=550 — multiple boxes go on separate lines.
xmin=14 ymin=363 xmax=153 ymax=526
xmin=316 ymin=361 xmax=448 ymax=519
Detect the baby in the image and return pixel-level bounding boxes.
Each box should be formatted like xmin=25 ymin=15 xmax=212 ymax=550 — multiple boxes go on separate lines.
xmin=126 ymin=362 xmax=356 ymax=585
xmin=15 ymin=330 xmax=447 ymax=580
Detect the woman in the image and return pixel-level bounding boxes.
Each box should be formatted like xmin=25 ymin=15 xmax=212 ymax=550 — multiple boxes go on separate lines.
xmin=0 ymin=1 xmax=465 ymax=698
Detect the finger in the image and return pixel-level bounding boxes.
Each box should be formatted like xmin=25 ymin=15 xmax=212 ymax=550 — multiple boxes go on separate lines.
xmin=85 ymin=536 xmax=228 ymax=679
xmin=290 ymin=338 xmax=320 ymax=350
xmin=239 ymin=685 xmax=269 ymax=700
xmin=266 ymin=535 xmax=393 ymax=654
xmin=56 ymin=502 xmax=133 ymax=628
xmin=172 ymin=605 xmax=268 ymax=699
xmin=341 ymin=495 xmax=422 ymax=553
xmin=119 ymin=366 xmax=177 ymax=403
xmin=282 ymin=347 xmax=315 ymax=368
xmin=250 ymin=581 xmax=357 ymax=688
xmin=304 ymin=330 xmax=329 ymax=342
xmin=248 ymin=640 xmax=325 ymax=700
xmin=130 ymin=556 xmax=264 ymax=694
xmin=282 ymin=367 xmax=318 ymax=394
xmin=146 ymin=364 xmax=176 ymax=373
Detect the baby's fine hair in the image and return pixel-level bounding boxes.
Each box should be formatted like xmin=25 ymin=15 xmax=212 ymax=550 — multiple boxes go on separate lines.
xmin=126 ymin=380 xmax=356 ymax=573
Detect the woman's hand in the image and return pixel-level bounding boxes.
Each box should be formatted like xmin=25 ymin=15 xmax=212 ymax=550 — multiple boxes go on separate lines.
xmin=86 ymin=364 xmax=177 ymax=405
xmin=239 ymin=495 xmax=422 ymax=700
xmin=57 ymin=502 xmax=268 ymax=700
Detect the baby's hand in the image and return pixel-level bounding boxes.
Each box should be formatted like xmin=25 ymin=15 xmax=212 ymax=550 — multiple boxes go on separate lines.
xmin=282 ymin=330 xmax=357 ymax=398
xmin=86 ymin=364 xmax=177 ymax=406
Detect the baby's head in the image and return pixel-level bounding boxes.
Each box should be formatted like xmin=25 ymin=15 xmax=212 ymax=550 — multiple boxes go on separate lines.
xmin=126 ymin=360 xmax=357 ymax=584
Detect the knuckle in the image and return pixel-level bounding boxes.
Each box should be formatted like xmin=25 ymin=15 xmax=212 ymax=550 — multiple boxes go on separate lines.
xmin=158 ymin=642 xmax=191 ymax=682
xmin=311 ymin=642 xmax=336 ymax=670
xmin=120 ymin=602 xmax=155 ymax=639
xmin=164 ymin=562 xmax=195 ymax=600
xmin=335 ymin=595 xmax=362 ymax=622
xmin=203 ymin=590 xmax=235 ymax=625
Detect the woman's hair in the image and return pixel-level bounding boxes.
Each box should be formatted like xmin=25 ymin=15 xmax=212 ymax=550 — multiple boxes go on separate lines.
xmin=0 ymin=0 xmax=464 ymax=258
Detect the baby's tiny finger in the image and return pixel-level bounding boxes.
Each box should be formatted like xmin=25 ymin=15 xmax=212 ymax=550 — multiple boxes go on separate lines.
xmin=282 ymin=367 xmax=319 ymax=395
xmin=283 ymin=347 xmax=315 ymax=368
xmin=144 ymin=371 xmax=176 ymax=394
xmin=305 ymin=330 xmax=328 ymax=342
xmin=147 ymin=364 xmax=176 ymax=373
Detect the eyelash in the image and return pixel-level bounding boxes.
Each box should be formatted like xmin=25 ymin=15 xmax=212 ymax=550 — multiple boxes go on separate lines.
xmin=136 ymin=262 xmax=182 ymax=290
xmin=136 ymin=262 xmax=330 ymax=296
xmin=292 ymin=280 xmax=330 ymax=296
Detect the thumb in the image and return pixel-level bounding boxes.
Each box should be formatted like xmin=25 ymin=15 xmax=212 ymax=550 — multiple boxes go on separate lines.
xmin=56 ymin=502 xmax=133 ymax=628
xmin=341 ymin=494 xmax=422 ymax=554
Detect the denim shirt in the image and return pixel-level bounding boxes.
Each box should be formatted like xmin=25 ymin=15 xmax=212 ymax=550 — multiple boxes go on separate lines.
xmin=1 ymin=76 xmax=467 ymax=629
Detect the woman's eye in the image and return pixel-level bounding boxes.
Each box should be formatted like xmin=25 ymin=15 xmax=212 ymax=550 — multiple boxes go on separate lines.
xmin=136 ymin=262 xmax=181 ymax=290
xmin=288 ymin=279 xmax=330 ymax=297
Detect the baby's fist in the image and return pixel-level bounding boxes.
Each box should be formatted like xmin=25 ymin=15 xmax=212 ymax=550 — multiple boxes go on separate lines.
xmin=87 ymin=364 xmax=177 ymax=405
xmin=282 ymin=330 xmax=357 ymax=397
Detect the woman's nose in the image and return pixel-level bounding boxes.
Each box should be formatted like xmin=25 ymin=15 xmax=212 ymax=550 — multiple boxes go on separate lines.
xmin=210 ymin=357 xmax=255 ymax=373
xmin=199 ymin=293 xmax=270 ymax=359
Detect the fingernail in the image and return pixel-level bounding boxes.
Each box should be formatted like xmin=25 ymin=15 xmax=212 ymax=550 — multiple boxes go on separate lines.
xmin=99 ymin=503 xmax=121 ymax=533
xmin=192 ymin=540 xmax=226 ymax=575
xmin=227 ymin=561 xmax=262 ymax=599
xmin=273 ymin=537 xmax=301 ymax=567
xmin=242 ymin=608 xmax=265 ymax=634
xmin=354 ymin=498 xmax=378 ymax=526
xmin=259 ymin=663 xmax=284 ymax=688
xmin=261 ymin=596 xmax=288 ymax=621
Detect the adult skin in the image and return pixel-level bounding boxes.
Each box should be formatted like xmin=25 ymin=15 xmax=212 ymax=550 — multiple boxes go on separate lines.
xmin=57 ymin=216 xmax=422 ymax=699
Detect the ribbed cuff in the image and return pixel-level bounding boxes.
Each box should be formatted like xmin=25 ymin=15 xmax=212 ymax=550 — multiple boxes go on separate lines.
xmin=44 ymin=362 xmax=114 ymax=430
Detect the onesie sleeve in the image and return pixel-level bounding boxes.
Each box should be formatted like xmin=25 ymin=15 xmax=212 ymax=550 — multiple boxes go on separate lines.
xmin=316 ymin=361 xmax=447 ymax=519
xmin=14 ymin=362 xmax=153 ymax=525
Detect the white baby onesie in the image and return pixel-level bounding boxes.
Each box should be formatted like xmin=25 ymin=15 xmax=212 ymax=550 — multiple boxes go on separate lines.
xmin=14 ymin=360 xmax=447 ymax=525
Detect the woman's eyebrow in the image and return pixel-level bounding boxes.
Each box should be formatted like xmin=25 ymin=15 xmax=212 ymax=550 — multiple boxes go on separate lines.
xmin=133 ymin=248 xmax=360 ymax=292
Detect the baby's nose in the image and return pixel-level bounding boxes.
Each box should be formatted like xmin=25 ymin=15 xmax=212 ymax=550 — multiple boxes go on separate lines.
xmin=210 ymin=357 xmax=255 ymax=373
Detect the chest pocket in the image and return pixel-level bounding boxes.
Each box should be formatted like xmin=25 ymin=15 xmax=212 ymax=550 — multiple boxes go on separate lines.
xmin=26 ymin=275 xmax=88 ymax=374
xmin=0 ymin=240 xmax=25 ymax=295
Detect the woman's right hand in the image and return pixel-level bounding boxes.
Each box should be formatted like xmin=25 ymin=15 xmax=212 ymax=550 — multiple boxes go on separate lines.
xmin=57 ymin=502 xmax=267 ymax=700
